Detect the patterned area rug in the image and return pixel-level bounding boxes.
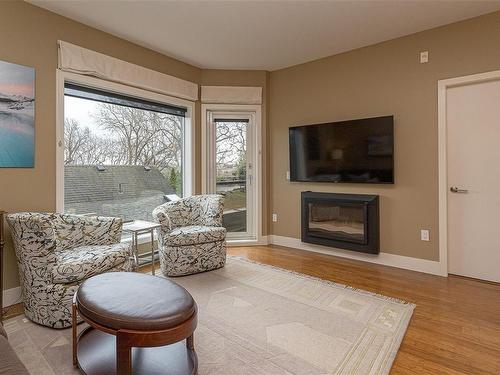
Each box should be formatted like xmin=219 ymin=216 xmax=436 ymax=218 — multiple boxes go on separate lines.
xmin=4 ymin=257 xmax=414 ymax=374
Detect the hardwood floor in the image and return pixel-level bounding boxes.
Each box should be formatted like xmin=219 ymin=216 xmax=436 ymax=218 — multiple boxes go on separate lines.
xmin=228 ymin=245 xmax=500 ymax=375
xmin=1 ymin=302 xmax=24 ymax=320
xmin=3 ymin=245 xmax=499 ymax=374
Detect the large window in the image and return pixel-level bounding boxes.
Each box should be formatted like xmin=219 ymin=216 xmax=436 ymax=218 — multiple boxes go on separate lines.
xmin=63 ymin=83 xmax=187 ymax=222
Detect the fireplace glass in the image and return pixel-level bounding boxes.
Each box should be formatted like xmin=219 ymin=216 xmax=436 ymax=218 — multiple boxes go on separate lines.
xmin=308 ymin=203 xmax=367 ymax=244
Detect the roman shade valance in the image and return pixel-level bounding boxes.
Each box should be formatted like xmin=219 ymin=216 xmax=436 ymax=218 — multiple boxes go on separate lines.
xmin=58 ymin=41 xmax=198 ymax=101
xmin=201 ymin=86 xmax=262 ymax=105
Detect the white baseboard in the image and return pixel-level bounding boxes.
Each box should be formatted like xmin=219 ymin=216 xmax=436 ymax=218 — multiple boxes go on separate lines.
xmin=227 ymin=236 xmax=269 ymax=247
xmin=269 ymin=235 xmax=446 ymax=277
xmin=3 ymin=286 xmax=22 ymax=308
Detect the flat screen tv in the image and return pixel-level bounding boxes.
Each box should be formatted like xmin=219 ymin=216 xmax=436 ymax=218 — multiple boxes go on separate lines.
xmin=289 ymin=115 xmax=394 ymax=183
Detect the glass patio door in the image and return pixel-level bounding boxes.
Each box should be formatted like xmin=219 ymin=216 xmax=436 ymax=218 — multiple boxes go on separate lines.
xmin=205 ymin=112 xmax=255 ymax=240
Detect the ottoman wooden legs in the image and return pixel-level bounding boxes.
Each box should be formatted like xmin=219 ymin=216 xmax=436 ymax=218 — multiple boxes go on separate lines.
xmin=187 ymin=334 xmax=194 ymax=350
xmin=72 ymin=300 xmax=198 ymax=375
xmin=115 ymin=332 xmax=196 ymax=375
xmin=116 ymin=333 xmax=132 ymax=375
xmin=72 ymin=299 xmax=78 ymax=367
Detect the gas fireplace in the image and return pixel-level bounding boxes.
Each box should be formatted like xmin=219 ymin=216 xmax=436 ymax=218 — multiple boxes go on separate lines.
xmin=301 ymin=192 xmax=379 ymax=254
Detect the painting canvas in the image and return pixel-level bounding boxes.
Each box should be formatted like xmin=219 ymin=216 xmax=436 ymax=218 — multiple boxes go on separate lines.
xmin=0 ymin=60 xmax=35 ymax=167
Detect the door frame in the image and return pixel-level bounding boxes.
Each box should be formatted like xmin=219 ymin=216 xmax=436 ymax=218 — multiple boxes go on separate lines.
xmin=438 ymin=69 xmax=500 ymax=278
xmin=201 ymin=103 xmax=263 ymax=245
xmin=206 ymin=112 xmax=255 ymax=240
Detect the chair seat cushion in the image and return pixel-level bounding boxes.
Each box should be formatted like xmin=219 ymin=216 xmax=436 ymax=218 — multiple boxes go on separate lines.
xmin=166 ymin=225 xmax=226 ymax=246
xmin=52 ymin=243 xmax=131 ymax=284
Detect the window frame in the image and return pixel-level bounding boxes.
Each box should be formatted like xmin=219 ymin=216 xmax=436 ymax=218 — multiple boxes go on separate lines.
xmin=56 ymin=70 xmax=195 ymax=214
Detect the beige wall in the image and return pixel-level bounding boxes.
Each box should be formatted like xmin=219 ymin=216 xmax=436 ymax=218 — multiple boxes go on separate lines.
xmin=201 ymin=70 xmax=270 ymax=236
xmin=0 ymin=2 xmax=202 ymax=290
xmin=2 ymin=1 xmax=500 ymax=292
xmin=269 ymin=11 xmax=500 ymax=261
xmin=0 ymin=2 xmax=269 ymax=292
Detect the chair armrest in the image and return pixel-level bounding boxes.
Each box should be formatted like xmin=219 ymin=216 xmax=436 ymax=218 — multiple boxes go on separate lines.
xmin=196 ymin=195 xmax=224 ymax=227
xmin=6 ymin=213 xmax=58 ymax=273
xmin=152 ymin=199 xmax=200 ymax=230
xmin=82 ymin=215 xmax=123 ymax=244
xmin=53 ymin=214 xmax=123 ymax=250
xmin=152 ymin=203 xmax=175 ymax=231
xmin=152 ymin=195 xmax=224 ymax=230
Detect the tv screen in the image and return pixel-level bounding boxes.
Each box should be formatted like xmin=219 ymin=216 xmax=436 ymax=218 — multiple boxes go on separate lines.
xmin=289 ymin=116 xmax=394 ymax=183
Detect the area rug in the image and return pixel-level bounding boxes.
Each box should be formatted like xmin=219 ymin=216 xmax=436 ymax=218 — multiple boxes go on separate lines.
xmin=4 ymin=257 xmax=415 ymax=374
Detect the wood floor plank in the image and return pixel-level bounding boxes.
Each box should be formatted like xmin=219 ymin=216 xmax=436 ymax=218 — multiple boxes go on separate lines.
xmin=390 ymin=351 xmax=469 ymax=375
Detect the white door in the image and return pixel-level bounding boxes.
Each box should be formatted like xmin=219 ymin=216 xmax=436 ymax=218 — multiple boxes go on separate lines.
xmin=204 ymin=111 xmax=257 ymax=240
xmin=447 ymin=78 xmax=500 ymax=283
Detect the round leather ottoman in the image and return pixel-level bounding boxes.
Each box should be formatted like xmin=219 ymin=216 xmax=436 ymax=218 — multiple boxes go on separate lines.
xmin=72 ymin=272 xmax=197 ymax=375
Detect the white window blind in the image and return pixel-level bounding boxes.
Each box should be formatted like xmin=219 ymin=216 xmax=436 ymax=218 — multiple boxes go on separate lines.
xmin=58 ymin=40 xmax=198 ymax=101
xmin=201 ymin=86 xmax=262 ymax=104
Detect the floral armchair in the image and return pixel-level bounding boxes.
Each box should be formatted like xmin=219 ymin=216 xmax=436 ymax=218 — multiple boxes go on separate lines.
xmin=6 ymin=213 xmax=134 ymax=328
xmin=153 ymin=195 xmax=226 ymax=276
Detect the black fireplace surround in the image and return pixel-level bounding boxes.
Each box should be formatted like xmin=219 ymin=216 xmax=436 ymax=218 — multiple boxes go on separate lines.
xmin=301 ymin=191 xmax=379 ymax=254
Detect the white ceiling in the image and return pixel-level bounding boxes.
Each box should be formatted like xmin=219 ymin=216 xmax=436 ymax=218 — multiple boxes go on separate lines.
xmin=29 ymin=0 xmax=500 ymax=71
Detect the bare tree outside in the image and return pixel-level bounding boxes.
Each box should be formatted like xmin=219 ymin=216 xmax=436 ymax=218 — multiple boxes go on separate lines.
xmin=64 ymin=102 xmax=184 ymax=194
xmin=64 ymin=118 xmax=114 ymax=165
xmin=65 ymin=105 xmax=246 ymax=186
xmin=64 ymin=96 xmax=185 ymax=221
xmin=64 ymin=94 xmax=248 ymax=231
xmin=215 ymin=121 xmax=246 ymax=171
xmin=93 ymin=104 xmax=183 ymax=173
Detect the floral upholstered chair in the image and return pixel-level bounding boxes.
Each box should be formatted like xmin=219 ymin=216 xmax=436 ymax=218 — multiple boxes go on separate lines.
xmin=153 ymin=195 xmax=226 ymax=276
xmin=6 ymin=213 xmax=134 ymax=328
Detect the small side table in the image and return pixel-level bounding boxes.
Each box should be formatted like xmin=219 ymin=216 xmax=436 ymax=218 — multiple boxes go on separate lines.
xmin=122 ymin=220 xmax=161 ymax=275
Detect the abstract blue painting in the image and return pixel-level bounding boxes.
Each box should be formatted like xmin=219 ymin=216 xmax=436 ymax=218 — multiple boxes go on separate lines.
xmin=0 ymin=60 xmax=35 ymax=168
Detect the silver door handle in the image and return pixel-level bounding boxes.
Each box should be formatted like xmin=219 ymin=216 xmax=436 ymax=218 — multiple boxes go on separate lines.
xmin=450 ymin=187 xmax=468 ymax=193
